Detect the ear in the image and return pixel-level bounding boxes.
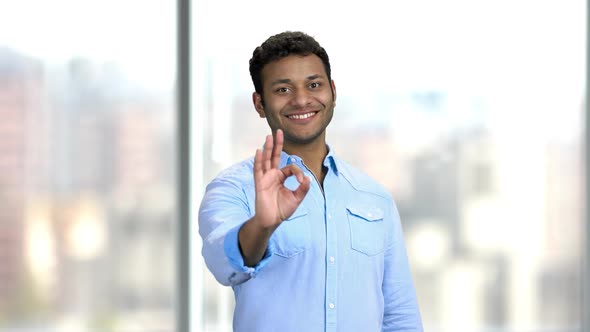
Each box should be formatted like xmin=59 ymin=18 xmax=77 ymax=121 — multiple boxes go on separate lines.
xmin=252 ymin=92 xmax=266 ymax=118
xmin=331 ymin=80 xmax=337 ymax=104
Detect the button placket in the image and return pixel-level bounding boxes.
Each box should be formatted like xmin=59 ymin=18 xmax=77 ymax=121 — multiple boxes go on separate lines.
xmin=325 ymin=206 xmax=337 ymax=328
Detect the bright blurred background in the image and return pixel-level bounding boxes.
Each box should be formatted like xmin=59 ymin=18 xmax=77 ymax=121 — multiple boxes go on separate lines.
xmin=1 ymin=0 xmax=587 ymax=331
xmin=0 ymin=0 xmax=177 ymax=331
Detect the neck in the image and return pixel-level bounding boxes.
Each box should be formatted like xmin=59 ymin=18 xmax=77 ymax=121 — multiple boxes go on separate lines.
xmin=283 ymin=137 xmax=328 ymax=185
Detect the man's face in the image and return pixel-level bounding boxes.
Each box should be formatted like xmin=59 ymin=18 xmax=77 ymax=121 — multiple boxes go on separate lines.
xmin=253 ymin=54 xmax=336 ymax=146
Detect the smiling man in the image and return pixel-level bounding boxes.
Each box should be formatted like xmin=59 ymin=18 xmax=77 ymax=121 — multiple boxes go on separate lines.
xmin=199 ymin=31 xmax=423 ymax=332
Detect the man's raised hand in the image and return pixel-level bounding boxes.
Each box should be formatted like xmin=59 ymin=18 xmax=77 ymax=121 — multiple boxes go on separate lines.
xmin=253 ymin=129 xmax=311 ymax=230
xmin=238 ymin=129 xmax=311 ymax=267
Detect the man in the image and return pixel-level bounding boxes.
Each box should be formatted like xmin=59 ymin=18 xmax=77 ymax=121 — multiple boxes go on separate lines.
xmin=199 ymin=31 xmax=423 ymax=332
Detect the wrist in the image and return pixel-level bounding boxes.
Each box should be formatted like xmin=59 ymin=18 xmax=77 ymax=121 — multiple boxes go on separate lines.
xmin=250 ymin=214 xmax=279 ymax=234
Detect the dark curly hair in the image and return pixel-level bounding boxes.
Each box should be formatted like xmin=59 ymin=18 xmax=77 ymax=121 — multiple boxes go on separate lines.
xmin=249 ymin=31 xmax=332 ymax=96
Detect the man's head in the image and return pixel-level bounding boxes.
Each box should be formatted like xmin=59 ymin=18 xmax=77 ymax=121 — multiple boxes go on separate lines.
xmin=249 ymin=31 xmax=332 ymax=99
xmin=249 ymin=31 xmax=337 ymax=148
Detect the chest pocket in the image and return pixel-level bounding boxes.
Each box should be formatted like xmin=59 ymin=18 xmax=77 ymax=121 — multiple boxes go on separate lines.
xmin=346 ymin=205 xmax=386 ymax=256
xmin=271 ymin=207 xmax=311 ymax=258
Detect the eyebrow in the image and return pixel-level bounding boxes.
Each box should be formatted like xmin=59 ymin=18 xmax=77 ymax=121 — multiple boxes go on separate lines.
xmin=270 ymin=74 xmax=325 ymax=86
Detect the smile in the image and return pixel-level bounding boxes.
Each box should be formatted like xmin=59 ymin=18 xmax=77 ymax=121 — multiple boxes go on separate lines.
xmin=287 ymin=112 xmax=317 ymax=120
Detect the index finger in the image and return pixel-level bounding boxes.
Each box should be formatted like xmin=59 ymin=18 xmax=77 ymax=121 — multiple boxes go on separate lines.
xmin=280 ymin=163 xmax=305 ymax=183
xmin=271 ymin=129 xmax=284 ymax=169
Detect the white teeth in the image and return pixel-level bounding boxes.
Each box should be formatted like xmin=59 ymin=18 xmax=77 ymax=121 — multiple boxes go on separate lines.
xmin=288 ymin=112 xmax=315 ymax=120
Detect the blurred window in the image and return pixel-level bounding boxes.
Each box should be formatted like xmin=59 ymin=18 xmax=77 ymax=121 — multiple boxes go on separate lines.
xmin=0 ymin=1 xmax=177 ymax=331
xmin=192 ymin=1 xmax=586 ymax=331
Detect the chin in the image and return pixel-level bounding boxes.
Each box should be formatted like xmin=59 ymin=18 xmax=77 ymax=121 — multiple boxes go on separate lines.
xmin=284 ymin=132 xmax=323 ymax=145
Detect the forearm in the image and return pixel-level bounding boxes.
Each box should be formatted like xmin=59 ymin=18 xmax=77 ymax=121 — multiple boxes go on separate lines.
xmin=199 ymin=178 xmax=267 ymax=286
xmin=238 ymin=215 xmax=277 ymax=267
xmin=200 ymin=214 xmax=275 ymax=286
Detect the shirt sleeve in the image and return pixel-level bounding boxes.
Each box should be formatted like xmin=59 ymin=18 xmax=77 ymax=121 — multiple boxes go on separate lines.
xmin=382 ymin=202 xmax=424 ymax=332
xmin=198 ymin=177 xmax=274 ymax=287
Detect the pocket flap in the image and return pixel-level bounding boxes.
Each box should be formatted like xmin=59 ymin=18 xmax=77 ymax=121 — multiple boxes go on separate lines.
xmin=346 ymin=206 xmax=384 ymax=221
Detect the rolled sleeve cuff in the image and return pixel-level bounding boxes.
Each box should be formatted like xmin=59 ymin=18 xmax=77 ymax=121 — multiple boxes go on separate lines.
xmin=224 ymin=223 xmax=274 ymax=277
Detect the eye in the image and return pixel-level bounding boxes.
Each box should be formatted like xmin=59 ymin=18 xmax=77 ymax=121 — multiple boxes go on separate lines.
xmin=276 ymin=87 xmax=290 ymax=93
xmin=309 ymin=82 xmax=321 ymax=89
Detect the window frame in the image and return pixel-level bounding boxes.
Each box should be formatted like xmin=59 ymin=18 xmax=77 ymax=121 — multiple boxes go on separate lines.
xmin=177 ymin=0 xmax=191 ymax=331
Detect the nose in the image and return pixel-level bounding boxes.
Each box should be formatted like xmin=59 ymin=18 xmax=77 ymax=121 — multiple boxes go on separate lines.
xmin=291 ymin=88 xmax=312 ymax=107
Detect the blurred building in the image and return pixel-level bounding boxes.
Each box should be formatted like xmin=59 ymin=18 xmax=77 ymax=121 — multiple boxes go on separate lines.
xmin=51 ymin=59 xmax=176 ymax=326
xmin=0 ymin=49 xmax=175 ymax=330
xmin=0 ymin=48 xmax=47 ymax=318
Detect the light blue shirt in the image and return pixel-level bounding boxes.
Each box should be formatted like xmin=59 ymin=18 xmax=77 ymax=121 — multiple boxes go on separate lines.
xmin=199 ymin=149 xmax=423 ymax=332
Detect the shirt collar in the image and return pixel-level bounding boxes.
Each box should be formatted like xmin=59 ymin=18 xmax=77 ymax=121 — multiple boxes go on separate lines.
xmin=280 ymin=145 xmax=339 ymax=175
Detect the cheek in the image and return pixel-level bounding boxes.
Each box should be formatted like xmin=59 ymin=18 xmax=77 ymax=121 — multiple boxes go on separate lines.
xmin=321 ymin=96 xmax=335 ymax=108
xmin=319 ymin=91 xmax=334 ymax=103
xmin=264 ymin=101 xmax=284 ymax=116
xmin=263 ymin=108 xmax=281 ymax=122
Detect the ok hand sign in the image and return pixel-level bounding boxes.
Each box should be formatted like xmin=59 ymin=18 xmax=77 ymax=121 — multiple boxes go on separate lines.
xmin=239 ymin=129 xmax=311 ymax=267
xmin=253 ymin=129 xmax=311 ymax=229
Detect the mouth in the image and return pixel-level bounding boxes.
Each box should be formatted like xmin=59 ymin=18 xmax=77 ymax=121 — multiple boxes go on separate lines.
xmin=286 ymin=111 xmax=318 ymax=120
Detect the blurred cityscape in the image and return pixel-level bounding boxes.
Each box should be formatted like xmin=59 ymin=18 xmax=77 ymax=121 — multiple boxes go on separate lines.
xmin=1 ymin=0 xmax=584 ymax=331
xmin=199 ymin=60 xmax=584 ymax=331
xmin=0 ymin=48 xmax=176 ymax=331
xmin=0 ymin=31 xmax=585 ymax=332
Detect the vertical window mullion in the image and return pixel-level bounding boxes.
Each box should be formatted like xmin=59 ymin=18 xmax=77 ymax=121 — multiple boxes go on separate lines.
xmin=177 ymin=0 xmax=191 ymax=331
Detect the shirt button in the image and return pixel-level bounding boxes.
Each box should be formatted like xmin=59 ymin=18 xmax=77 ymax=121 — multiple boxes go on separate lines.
xmin=367 ymin=212 xmax=373 ymax=218
xmin=329 ymin=303 xmax=335 ymax=309
xmin=327 ymin=214 xmax=332 ymax=219
xmin=289 ymin=157 xmax=297 ymax=163
xmin=329 ymin=256 xmax=335 ymax=263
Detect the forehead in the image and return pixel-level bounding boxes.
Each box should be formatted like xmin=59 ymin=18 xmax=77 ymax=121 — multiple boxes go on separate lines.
xmin=261 ymin=54 xmax=327 ymax=85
